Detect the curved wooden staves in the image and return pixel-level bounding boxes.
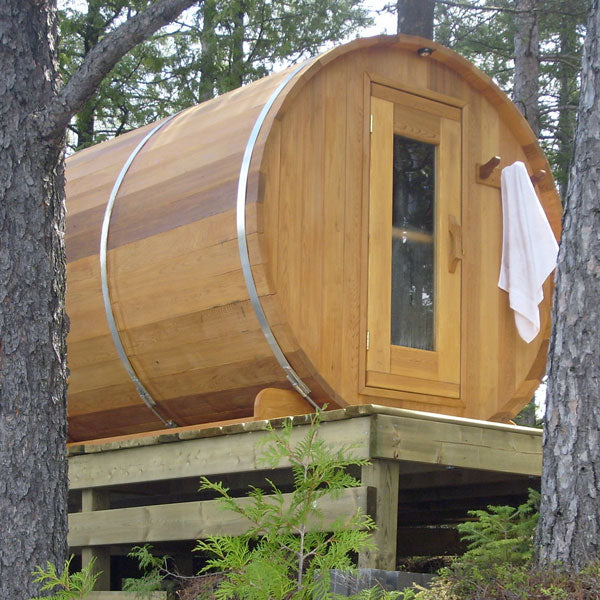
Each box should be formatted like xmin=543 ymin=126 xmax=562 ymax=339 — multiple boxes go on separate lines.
xmin=64 ymin=35 xmax=561 ymax=441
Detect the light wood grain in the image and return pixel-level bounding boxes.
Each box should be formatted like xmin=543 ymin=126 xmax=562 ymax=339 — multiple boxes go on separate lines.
xmin=359 ymin=460 xmax=400 ymax=570
xmin=65 ymin=36 xmax=561 ymax=441
xmin=69 ymin=487 xmax=370 ymax=546
xmin=372 ymin=413 xmax=542 ymax=475
xmin=366 ymin=95 xmax=393 ymax=374
xmin=68 ymin=416 xmax=372 ymax=489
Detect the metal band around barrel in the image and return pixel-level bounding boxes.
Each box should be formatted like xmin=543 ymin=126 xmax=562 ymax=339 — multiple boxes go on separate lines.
xmin=236 ymin=61 xmax=320 ymax=411
xmin=100 ymin=115 xmax=179 ymax=428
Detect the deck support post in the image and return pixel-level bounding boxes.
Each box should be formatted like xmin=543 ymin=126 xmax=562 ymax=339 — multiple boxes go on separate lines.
xmin=81 ymin=489 xmax=111 ymax=591
xmin=359 ymin=459 xmax=400 ymax=570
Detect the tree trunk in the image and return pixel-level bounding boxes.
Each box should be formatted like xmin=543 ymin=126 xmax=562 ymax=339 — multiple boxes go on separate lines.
xmin=75 ymin=0 xmax=103 ymax=150
xmin=199 ymin=0 xmax=219 ymax=101
xmin=555 ymin=2 xmax=579 ymax=198
xmin=537 ymin=0 xmax=600 ymax=570
xmin=0 ymin=1 xmax=198 ymax=596
xmin=228 ymin=0 xmax=246 ymax=90
xmin=513 ymin=0 xmax=540 ymax=136
xmin=396 ymin=0 xmax=435 ymax=39
xmin=0 ymin=3 xmax=69 ymax=598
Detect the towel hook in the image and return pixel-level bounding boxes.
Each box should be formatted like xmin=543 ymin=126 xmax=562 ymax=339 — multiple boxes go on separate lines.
xmin=478 ymin=156 xmax=547 ymax=188
xmin=479 ymin=156 xmax=501 ymax=180
xmin=530 ymin=170 xmax=546 ymax=185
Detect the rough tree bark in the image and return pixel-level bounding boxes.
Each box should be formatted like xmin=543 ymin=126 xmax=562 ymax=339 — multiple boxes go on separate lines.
xmin=0 ymin=6 xmax=69 ymax=599
xmin=513 ymin=0 xmax=540 ymax=137
xmin=396 ymin=0 xmax=435 ymax=39
xmin=0 ymin=1 xmax=198 ymax=598
xmin=537 ymin=0 xmax=600 ymax=571
xmin=555 ymin=0 xmax=580 ymax=198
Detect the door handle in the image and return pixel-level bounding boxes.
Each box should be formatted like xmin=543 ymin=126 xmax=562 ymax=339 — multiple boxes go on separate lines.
xmin=448 ymin=215 xmax=463 ymax=273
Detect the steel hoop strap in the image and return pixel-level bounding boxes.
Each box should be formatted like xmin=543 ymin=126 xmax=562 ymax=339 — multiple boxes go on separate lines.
xmin=100 ymin=114 xmax=179 ymax=428
xmin=236 ymin=61 xmax=320 ymax=411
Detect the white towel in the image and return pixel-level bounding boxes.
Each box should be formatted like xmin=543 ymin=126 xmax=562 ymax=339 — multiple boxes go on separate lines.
xmin=498 ymin=161 xmax=558 ymax=343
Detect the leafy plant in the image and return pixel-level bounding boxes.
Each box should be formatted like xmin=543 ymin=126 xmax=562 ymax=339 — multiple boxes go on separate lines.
xmin=30 ymin=556 xmax=98 ymax=600
xmin=393 ymin=490 xmax=600 ymax=600
xmin=122 ymin=546 xmax=172 ymax=596
xmin=348 ymin=586 xmax=404 ymax=600
xmin=194 ymin=412 xmax=376 ymax=599
xmin=124 ymin=413 xmax=379 ymax=599
xmin=455 ymin=489 xmax=539 ymax=566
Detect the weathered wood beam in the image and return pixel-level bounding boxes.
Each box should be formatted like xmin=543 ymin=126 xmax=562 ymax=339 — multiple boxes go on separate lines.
xmin=371 ymin=414 xmax=542 ymax=475
xmin=81 ymin=489 xmax=111 ymax=592
xmin=69 ymin=487 xmax=370 ymax=547
xmin=358 ymin=460 xmax=399 ymax=570
xmin=398 ymin=477 xmax=535 ymax=503
xmin=398 ymin=468 xmax=534 ymax=490
xmin=69 ymin=417 xmax=372 ymax=490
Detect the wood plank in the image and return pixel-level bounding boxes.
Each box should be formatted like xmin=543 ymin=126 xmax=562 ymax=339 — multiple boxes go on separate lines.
xmin=81 ymin=489 xmax=111 ymax=592
xmin=435 ymin=116 xmax=462 ymax=383
xmin=357 ymin=389 xmax=465 ymax=413
xmin=358 ymin=460 xmax=399 ymax=570
xmin=372 ymin=413 xmax=541 ymax=475
xmin=319 ymin=59 xmax=347 ymax=392
xmin=366 ymin=95 xmax=393 ymax=373
xmin=366 ymin=370 xmax=460 ymax=398
xmin=342 ymin=57 xmax=369 ymax=405
xmin=372 ymin=83 xmax=461 ymax=121
xmin=300 ymin=69 xmax=325 ymax=363
xmin=68 ymin=416 xmax=372 ymax=489
xmin=69 ymin=487 xmax=370 ymax=546
xmin=398 ymin=467 xmax=533 ymax=490
xmin=394 ymin=104 xmax=441 ymax=144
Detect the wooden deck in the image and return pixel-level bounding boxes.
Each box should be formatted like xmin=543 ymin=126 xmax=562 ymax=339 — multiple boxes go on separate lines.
xmin=68 ymin=405 xmax=542 ymax=591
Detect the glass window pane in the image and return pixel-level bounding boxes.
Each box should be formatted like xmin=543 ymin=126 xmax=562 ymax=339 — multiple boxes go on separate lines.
xmin=391 ymin=134 xmax=435 ymax=351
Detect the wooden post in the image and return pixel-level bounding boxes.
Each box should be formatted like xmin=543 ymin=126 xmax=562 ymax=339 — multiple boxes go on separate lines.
xmin=359 ymin=459 xmax=400 ymax=570
xmin=81 ymin=489 xmax=111 ymax=591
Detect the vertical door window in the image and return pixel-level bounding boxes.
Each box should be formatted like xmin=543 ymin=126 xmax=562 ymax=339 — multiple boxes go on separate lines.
xmin=366 ymin=83 xmax=462 ymax=398
xmin=391 ymin=135 xmax=435 ymax=350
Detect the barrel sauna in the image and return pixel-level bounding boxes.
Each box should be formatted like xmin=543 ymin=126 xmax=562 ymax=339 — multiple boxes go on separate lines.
xmin=65 ymin=35 xmax=562 ymax=441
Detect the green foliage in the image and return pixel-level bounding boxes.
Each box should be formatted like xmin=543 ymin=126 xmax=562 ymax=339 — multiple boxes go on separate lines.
xmin=455 ymin=489 xmax=539 ymax=565
xmin=30 ymin=556 xmax=98 ymax=600
xmin=392 ymin=491 xmax=539 ymax=600
xmin=194 ymin=413 xmax=376 ymax=599
xmin=122 ymin=545 xmax=173 ymax=597
xmin=434 ymin=0 xmax=588 ymax=196
xmin=125 ymin=413 xmax=382 ymax=599
xmin=393 ymin=490 xmax=600 ymax=600
xmin=59 ymin=0 xmax=371 ymax=151
xmin=348 ymin=586 xmax=403 ymax=600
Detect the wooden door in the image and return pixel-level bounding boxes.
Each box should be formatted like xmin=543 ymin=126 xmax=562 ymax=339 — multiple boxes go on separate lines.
xmin=366 ymin=83 xmax=462 ymax=399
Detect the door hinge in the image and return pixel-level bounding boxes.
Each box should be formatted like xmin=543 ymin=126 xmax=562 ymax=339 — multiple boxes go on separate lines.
xmin=370 ymin=114 xmax=374 ymax=133
xmin=366 ymin=331 xmax=370 ymax=350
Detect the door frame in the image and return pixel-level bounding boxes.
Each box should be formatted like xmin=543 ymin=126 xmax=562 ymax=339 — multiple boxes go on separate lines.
xmin=358 ymin=73 xmax=467 ymax=404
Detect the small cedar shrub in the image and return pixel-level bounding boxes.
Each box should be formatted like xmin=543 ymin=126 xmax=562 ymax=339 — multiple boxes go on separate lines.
xmin=400 ymin=491 xmax=600 ymax=600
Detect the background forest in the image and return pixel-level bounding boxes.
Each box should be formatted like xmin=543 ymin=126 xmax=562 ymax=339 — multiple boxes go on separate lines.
xmin=59 ymin=0 xmax=587 ymax=198
xmin=1 ymin=1 xmax=598 ymax=598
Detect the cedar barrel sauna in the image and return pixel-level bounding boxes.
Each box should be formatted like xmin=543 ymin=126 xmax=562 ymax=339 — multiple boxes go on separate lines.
xmin=65 ymin=35 xmax=561 ymax=442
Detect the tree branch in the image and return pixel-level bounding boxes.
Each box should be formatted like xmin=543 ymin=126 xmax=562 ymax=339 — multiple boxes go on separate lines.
xmin=40 ymin=0 xmax=200 ymax=140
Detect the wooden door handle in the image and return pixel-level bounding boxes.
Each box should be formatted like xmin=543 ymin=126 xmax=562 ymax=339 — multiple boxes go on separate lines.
xmin=448 ymin=215 xmax=463 ymax=273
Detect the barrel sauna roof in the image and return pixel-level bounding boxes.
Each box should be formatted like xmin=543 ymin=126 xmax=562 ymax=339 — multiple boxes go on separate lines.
xmin=65 ymin=35 xmax=561 ymax=442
